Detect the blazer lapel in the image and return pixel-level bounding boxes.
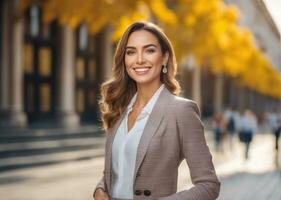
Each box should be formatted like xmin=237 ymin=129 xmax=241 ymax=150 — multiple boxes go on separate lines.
xmin=105 ymin=111 xmax=126 ymax=194
xmin=133 ymin=88 xmax=173 ymax=179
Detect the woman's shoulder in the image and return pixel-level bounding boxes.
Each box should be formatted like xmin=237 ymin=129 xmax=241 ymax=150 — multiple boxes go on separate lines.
xmin=171 ymin=95 xmax=199 ymax=109
xmin=164 ymin=94 xmax=200 ymax=117
xmin=161 ymin=89 xmax=200 ymax=114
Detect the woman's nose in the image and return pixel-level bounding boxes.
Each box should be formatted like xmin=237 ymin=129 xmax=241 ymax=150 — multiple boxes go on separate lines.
xmin=136 ymin=52 xmax=145 ymax=64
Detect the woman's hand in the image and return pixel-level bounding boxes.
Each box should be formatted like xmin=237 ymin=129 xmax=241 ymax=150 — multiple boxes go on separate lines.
xmin=93 ymin=188 xmax=110 ymax=200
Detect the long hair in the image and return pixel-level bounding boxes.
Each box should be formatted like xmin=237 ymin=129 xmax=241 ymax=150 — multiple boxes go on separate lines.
xmin=99 ymin=21 xmax=181 ymax=131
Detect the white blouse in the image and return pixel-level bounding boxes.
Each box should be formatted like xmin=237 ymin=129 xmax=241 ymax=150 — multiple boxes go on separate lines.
xmin=111 ymin=84 xmax=164 ymax=199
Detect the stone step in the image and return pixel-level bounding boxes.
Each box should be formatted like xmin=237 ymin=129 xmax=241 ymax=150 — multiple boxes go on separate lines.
xmin=0 ymin=140 xmax=105 ymax=159
xmin=0 ymin=128 xmax=104 ymax=143
xmin=0 ymin=125 xmax=99 ymax=135
xmin=0 ymin=148 xmax=105 ymax=172
xmin=0 ymin=137 xmax=105 ymax=154
xmin=0 ymin=126 xmax=106 ymax=172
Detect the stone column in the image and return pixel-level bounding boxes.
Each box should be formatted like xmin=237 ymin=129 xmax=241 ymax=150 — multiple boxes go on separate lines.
xmin=214 ymin=74 xmax=224 ymax=113
xmin=0 ymin=0 xmax=9 ymax=112
xmin=192 ymin=66 xmax=201 ymax=109
xmin=56 ymin=24 xmax=79 ymax=128
xmin=96 ymin=25 xmax=113 ymax=82
xmin=0 ymin=0 xmax=26 ymax=128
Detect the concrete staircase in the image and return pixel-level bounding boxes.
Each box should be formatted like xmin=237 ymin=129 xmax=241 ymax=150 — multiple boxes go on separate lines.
xmin=0 ymin=126 xmax=106 ymax=172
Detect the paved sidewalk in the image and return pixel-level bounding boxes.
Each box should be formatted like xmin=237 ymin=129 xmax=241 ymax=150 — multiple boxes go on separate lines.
xmin=0 ymin=132 xmax=280 ymax=200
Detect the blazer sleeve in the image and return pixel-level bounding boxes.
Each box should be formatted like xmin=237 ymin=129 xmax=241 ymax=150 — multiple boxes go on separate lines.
xmin=94 ymin=128 xmax=112 ymax=196
xmin=95 ymin=174 xmax=106 ymax=190
xmin=93 ymin=175 xmax=106 ymax=197
xmin=93 ymin=133 xmax=109 ymax=196
xmin=160 ymin=101 xmax=220 ymax=200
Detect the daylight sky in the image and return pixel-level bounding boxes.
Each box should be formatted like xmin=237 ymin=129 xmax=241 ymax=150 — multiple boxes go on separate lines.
xmin=264 ymin=0 xmax=281 ymax=34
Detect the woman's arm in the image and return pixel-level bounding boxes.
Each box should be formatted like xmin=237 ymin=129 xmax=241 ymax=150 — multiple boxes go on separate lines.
xmin=93 ymin=134 xmax=110 ymax=200
xmin=93 ymin=175 xmax=110 ymax=200
xmin=94 ymin=129 xmax=111 ymax=199
xmin=160 ymin=101 xmax=220 ymax=200
xmin=94 ymin=175 xmax=106 ymax=193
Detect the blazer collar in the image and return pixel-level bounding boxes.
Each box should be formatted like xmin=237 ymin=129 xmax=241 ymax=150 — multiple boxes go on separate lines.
xmin=133 ymin=87 xmax=173 ymax=181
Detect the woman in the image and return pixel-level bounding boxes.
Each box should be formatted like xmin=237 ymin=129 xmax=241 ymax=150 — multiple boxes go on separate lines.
xmin=94 ymin=21 xmax=220 ymax=200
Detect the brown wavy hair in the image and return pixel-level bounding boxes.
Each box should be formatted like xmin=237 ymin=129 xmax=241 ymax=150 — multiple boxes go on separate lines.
xmin=99 ymin=21 xmax=181 ymax=131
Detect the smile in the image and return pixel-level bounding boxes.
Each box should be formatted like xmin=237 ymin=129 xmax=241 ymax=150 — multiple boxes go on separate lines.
xmin=133 ymin=67 xmax=152 ymax=74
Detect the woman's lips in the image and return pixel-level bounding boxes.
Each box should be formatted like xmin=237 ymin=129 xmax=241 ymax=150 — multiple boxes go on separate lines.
xmin=133 ymin=67 xmax=151 ymax=75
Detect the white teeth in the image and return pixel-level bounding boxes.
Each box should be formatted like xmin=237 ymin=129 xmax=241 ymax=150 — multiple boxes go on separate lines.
xmin=134 ymin=67 xmax=150 ymax=72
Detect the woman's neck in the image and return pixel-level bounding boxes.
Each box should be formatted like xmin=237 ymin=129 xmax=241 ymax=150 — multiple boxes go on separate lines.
xmin=134 ymin=81 xmax=162 ymax=109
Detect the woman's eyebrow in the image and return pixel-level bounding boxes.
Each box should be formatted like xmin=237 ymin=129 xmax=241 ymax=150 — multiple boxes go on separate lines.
xmin=143 ymin=44 xmax=157 ymax=48
xmin=125 ymin=44 xmax=157 ymax=49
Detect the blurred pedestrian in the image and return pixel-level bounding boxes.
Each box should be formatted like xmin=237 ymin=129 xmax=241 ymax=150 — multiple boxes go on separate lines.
xmin=212 ymin=112 xmax=227 ymax=153
xmin=224 ymin=107 xmax=237 ymax=150
xmin=267 ymin=108 xmax=281 ymax=167
xmin=238 ymin=110 xmax=258 ymax=160
xmin=275 ymin=123 xmax=281 ymax=167
xmin=93 ymin=21 xmax=220 ymax=200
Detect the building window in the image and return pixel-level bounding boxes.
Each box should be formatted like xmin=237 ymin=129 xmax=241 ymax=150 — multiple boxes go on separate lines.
xmin=30 ymin=5 xmax=40 ymax=37
xmin=40 ymin=83 xmax=51 ymax=112
xmin=24 ymin=4 xmax=57 ymax=122
xmin=24 ymin=43 xmax=34 ymax=74
xmin=75 ymin=24 xmax=98 ymax=122
xmin=39 ymin=47 xmax=52 ymax=76
xmin=79 ymin=24 xmax=88 ymax=51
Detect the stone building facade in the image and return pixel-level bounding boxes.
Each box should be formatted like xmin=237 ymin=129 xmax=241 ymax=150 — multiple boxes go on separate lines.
xmin=0 ymin=0 xmax=280 ymax=129
xmin=225 ymin=0 xmax=281 ymax=70
xmin=0 ymin=0 xmax=112 ymax=128
xmin=181 ymin=0 xmax=281 ymax=117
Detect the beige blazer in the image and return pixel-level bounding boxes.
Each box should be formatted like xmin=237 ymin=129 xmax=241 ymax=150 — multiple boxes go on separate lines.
xmin=95 ymin=88 xmax=220 ymax=200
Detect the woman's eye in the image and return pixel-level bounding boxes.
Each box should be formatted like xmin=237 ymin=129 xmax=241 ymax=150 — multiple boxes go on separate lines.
xmin=126 ymin=50 xmax=135 ymax=55
xmin=146 ymin=48 xmax=156 ymax=53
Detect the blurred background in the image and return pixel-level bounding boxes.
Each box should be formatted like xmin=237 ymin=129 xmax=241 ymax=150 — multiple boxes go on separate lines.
xmin=0 ymin=0 xmax=280 ymax=199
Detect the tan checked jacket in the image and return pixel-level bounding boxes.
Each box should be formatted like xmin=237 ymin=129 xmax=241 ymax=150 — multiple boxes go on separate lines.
xmin=95 ymin=88 xmax=220 ymax=200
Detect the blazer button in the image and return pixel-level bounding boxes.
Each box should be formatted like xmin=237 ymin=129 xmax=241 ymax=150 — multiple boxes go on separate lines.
xmin=143 ymin=190 xmax=151 ymax=196
xmin=134 ymin=189 xmax=142 ymax=196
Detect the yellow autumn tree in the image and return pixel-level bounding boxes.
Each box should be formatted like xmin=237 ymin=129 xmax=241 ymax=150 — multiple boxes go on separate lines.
xmin=17 ymin=0 xmax=281 ymax=99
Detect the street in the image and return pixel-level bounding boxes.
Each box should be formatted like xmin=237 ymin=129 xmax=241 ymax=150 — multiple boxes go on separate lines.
xmin=0 ymin=132 xmax=280 ymax=200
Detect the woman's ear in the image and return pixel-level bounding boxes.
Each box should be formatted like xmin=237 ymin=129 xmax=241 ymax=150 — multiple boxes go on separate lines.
xmin=163 ymin=52 xmax=169 ymax=66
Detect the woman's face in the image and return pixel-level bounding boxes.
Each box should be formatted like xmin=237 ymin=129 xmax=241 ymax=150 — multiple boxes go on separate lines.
xmin=124 ymin=30 xmax=168 ymax=86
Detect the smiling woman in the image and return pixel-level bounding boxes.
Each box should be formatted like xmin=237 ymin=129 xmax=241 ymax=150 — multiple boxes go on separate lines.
xmin=99 ymin=22 xmax=180 ymax=131
xmin=125 ymin=30 xmax=168 ymax=89
xmin=94 ymin=21 xmax=220 ymax=200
